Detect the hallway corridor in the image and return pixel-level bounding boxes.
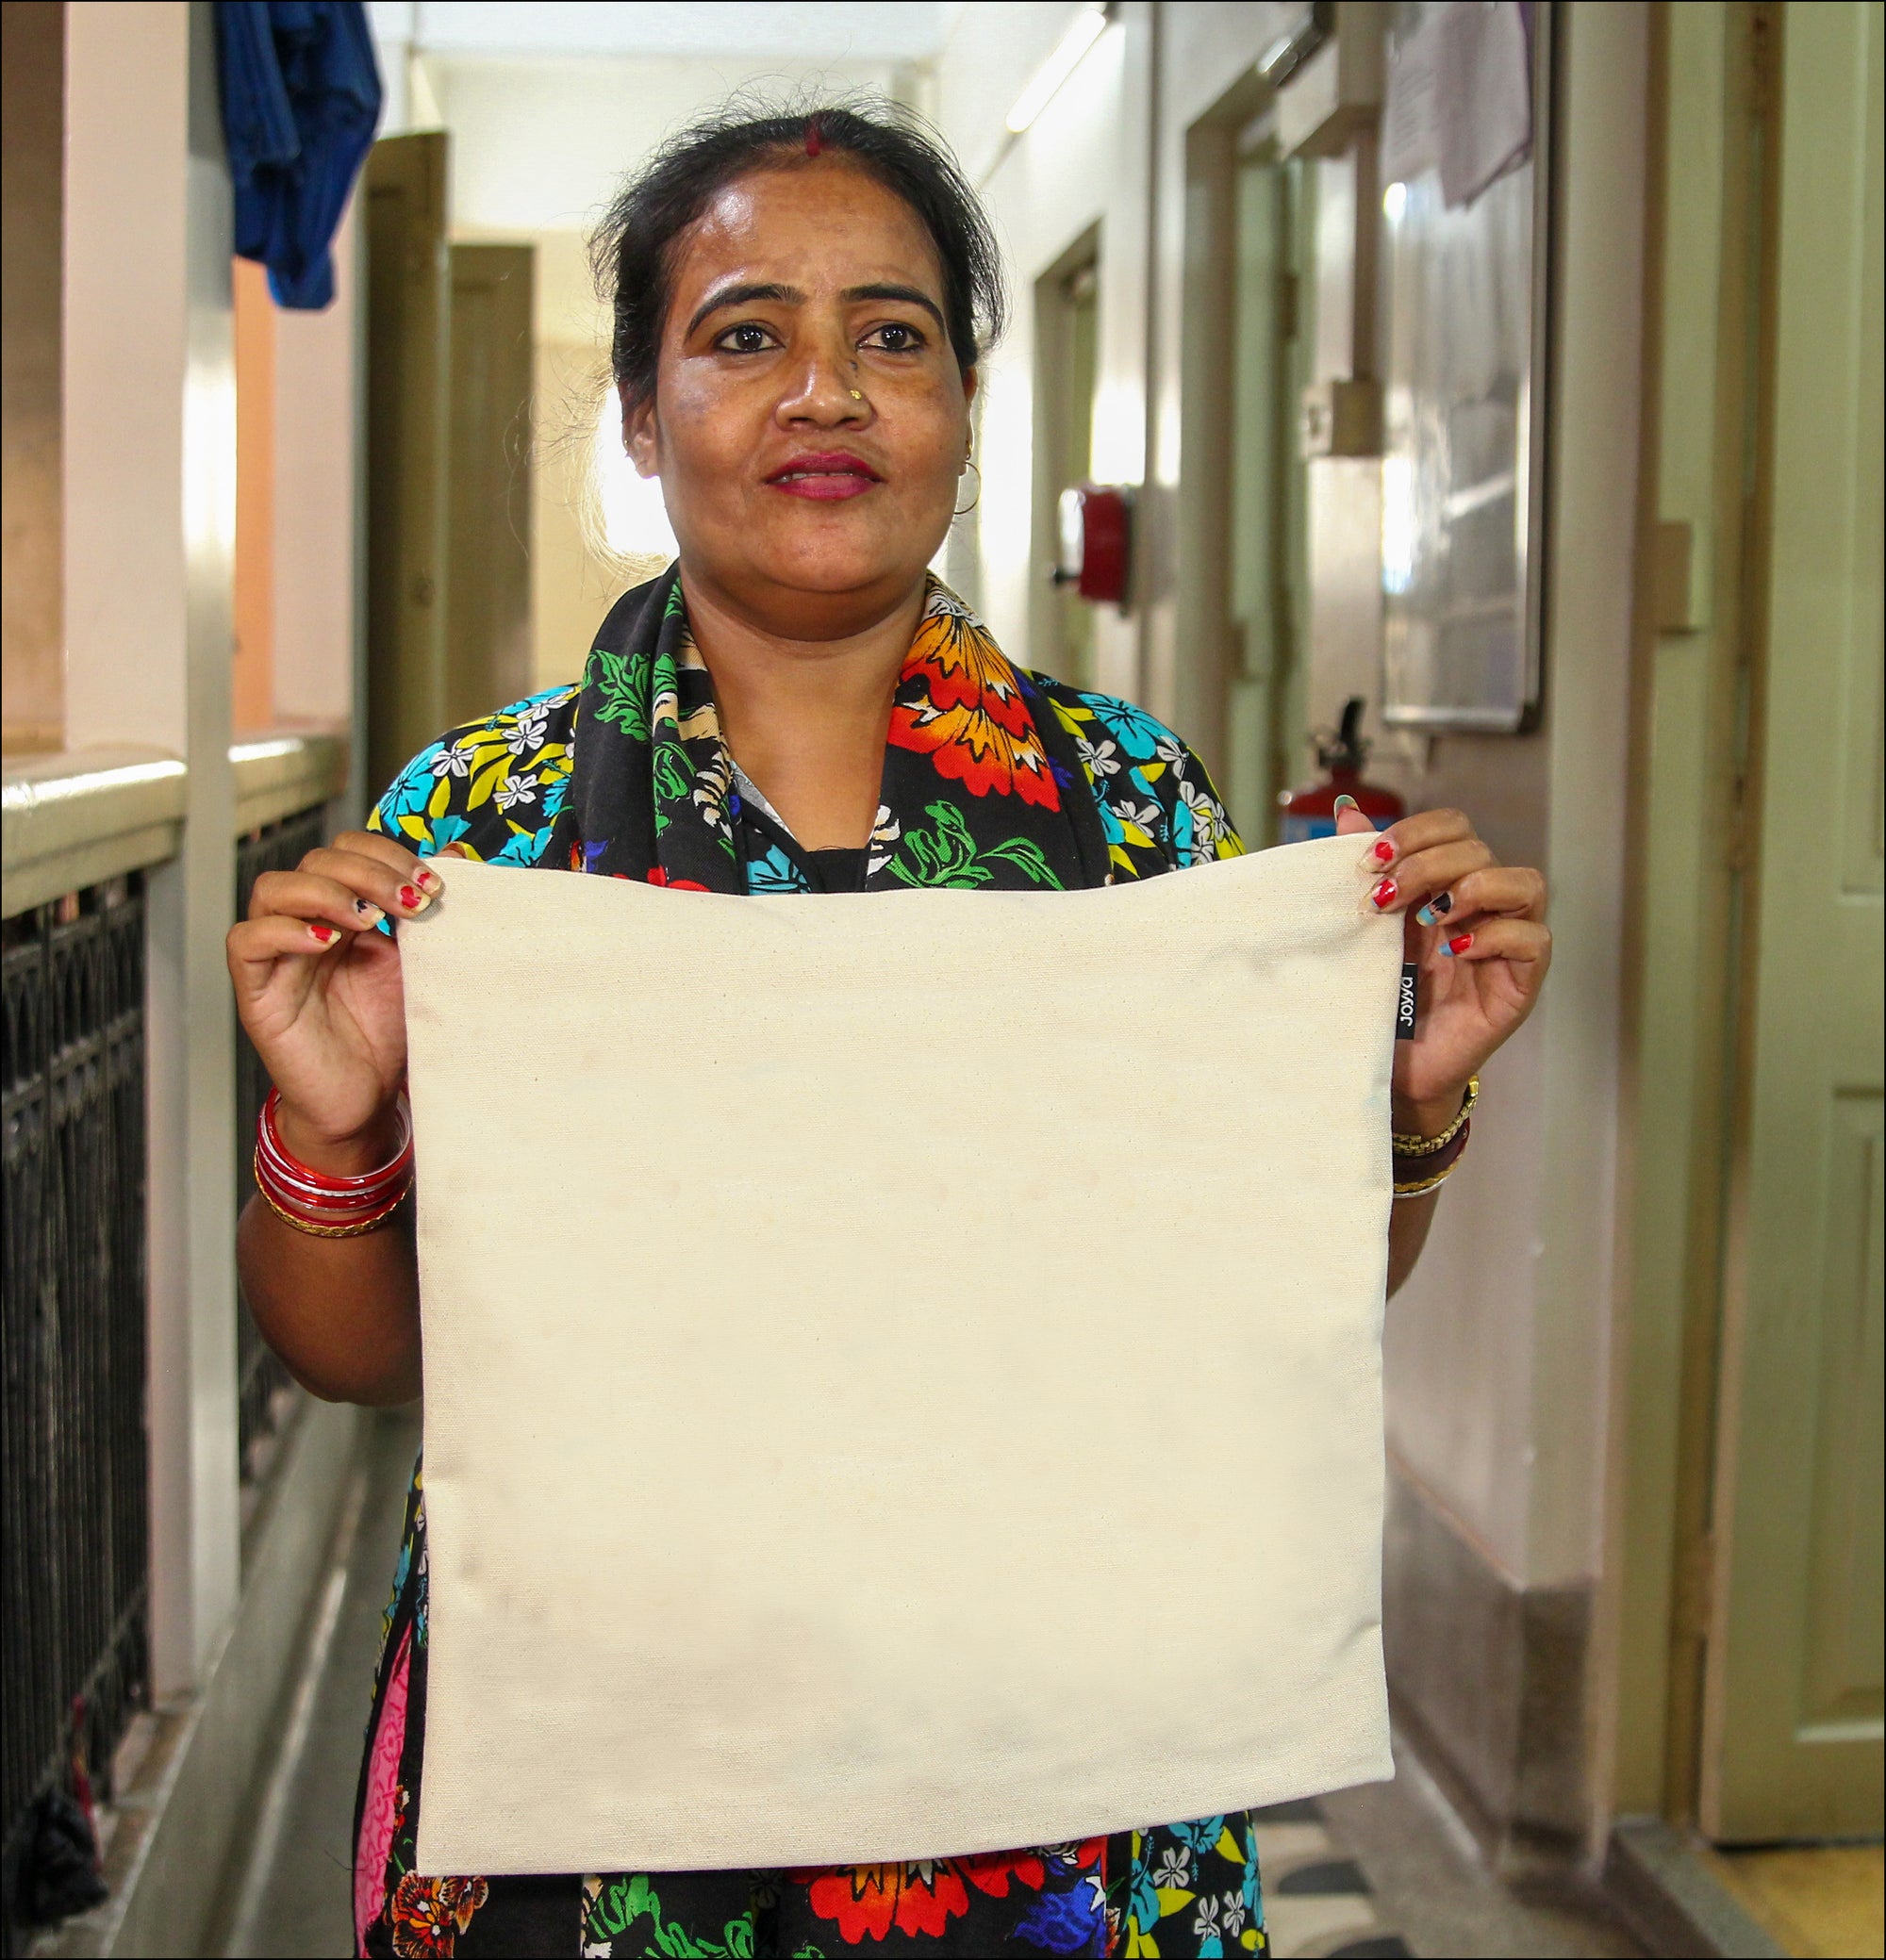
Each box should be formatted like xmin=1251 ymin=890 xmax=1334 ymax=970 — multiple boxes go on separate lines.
xmin=215 ymin=1408 xmax=421 ymax=1960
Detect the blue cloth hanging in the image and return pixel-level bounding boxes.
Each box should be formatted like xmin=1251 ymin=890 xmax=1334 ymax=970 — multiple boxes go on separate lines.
xmin=215 ymin=1 xmax=382 ymax=310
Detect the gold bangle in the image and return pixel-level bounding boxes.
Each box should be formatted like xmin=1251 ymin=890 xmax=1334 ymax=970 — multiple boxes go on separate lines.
xmin=1392 ymin=1075 xmax=1478 ymax=1158
xmin=253 ymin=1148 xmax=411 ymax=1238
xmin=1394 ymin=1161 xmax=1461 ymax=1198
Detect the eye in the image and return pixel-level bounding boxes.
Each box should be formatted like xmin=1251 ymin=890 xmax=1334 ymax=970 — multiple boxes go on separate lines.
xmin=862 ymin=321 xmax=927 ymax=354
xmin=715 ymin=321 xmax=778 ymax=354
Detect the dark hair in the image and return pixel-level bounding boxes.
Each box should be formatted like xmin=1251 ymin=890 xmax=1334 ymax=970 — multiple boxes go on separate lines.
xmin=591 ymin=97 xmax=1005 ymax=408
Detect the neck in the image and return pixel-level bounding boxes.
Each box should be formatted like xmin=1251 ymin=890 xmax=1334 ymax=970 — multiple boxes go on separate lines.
xmin=677 ymin=569 xmax=928 ymax=851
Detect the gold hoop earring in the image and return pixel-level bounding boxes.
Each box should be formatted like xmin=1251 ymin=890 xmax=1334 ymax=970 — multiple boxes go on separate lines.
xmin=953 ymin=458 xmax=982 ymax=519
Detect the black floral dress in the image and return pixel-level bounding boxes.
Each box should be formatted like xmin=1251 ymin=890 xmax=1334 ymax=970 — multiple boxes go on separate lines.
xmin=353 ymin=575 xmax=1268 ymax=1960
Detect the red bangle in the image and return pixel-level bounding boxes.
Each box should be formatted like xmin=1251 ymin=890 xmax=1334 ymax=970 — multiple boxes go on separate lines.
xmin=256 ymin=1089 xmax=414 ymax=1235
xmin=1392 ymin=1117 xmax=1470 ymax=1194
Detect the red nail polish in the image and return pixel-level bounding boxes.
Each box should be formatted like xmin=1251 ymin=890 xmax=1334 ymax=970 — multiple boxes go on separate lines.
xmin=399 ymin=885 xmax=422 ymax=909
xmin=1372 ymin=837 xmax=1396 ymax=864
xmin=1370 ymin=878 xmax=1398 ymax=909
xmin=309 ymin=924 xmax=337 ymax=944
xmin=1449 ymin=932 xmax=1474 ymax=954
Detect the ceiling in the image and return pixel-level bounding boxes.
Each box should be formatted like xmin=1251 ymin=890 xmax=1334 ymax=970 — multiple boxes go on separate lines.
xmin=367 ymin=2 xmax=966 ymax=63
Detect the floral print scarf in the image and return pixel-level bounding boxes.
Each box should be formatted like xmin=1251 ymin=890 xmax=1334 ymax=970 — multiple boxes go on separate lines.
xmin=357 ymin=570 xmax=1265 ymax=1957
xmin=545 ymin=566 xmax=1117 ymax=895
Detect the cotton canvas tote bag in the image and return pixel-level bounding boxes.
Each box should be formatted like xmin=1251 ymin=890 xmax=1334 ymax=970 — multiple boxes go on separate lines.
xmin=400 ymin=837 xmax=1400 ymax=1877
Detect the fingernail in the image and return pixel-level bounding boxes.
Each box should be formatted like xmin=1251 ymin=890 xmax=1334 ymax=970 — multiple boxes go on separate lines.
xmin=308 ymin=924 xmax=338 ymax=945
xmin=1444 ymin=932 xmax=1474 ymax=956
xmin=399 ymin=884 xmax=427 ymax=911
xmin=1415 ymin=892 xmax=1454 ymax=927
xmin=1370 ymin=877 xmax=1398 ymax=910
xmin=355 ymin=898 xmax=385 ymax=924
xmin=1332 ymin=794 xmax=1359 ymax=816
xmin=1371 ymin=836 xmax=1396 ymax=865
xmin=416 ymin=866 xmax=444 ymax=892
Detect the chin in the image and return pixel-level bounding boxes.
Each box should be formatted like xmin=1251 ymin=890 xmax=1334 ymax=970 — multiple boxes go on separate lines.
xmin=750 ymin=529 xmax=937 ymax=599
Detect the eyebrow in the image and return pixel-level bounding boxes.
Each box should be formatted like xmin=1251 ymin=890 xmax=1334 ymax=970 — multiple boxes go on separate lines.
xmin=685 ymin=279 xmax=947 ymax=339
xmin=841 ymin=283 xmax=947 ymax=333
xmin=686 ymin=281 xmax=803 ymax=338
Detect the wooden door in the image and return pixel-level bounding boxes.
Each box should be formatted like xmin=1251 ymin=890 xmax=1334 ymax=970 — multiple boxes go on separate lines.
xmin=1702 ymin=0 xmax=1884 ymax=1841
xmin=363 ymin=131 xmax=451 ymax=799
xmin=446 ymin=243 xmax=534 ymax=727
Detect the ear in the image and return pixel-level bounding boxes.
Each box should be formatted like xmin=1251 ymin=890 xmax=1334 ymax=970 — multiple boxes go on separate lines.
xmin=620 ymin=380 xmax=659 ymax=480
xmin=961 ymin=365 xmax=979 ymax=417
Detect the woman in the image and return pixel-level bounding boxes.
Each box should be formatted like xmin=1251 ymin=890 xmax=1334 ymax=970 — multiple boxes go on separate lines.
xmin=229 ymin=104 xmax=1550 ymax=1960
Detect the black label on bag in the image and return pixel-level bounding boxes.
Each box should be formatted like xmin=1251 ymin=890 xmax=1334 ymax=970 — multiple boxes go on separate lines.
xmin=1396 ymin=963 xmax=1418 ymax=1040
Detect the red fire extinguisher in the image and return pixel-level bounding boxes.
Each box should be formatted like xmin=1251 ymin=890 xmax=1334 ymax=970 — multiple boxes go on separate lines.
xmin=1278 ymin=697 xmax=1404 ymax=843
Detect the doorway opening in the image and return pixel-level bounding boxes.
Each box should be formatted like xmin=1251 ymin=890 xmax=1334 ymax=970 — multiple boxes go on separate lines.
xmin=1033 ymin=226 xmax=1101 ymax=690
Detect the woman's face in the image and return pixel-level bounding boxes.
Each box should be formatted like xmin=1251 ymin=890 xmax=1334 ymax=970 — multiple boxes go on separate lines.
xmin=625 ymin=159 xmax=975 ymax=633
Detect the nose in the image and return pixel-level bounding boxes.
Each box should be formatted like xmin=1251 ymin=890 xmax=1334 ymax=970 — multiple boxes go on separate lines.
xmin=775 ymin=322 xmax=869 ymax=431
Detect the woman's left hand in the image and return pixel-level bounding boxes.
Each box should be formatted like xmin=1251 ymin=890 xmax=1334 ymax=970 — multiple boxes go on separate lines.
xmin=1335 ymin=804 xmax=1551 ymax=1132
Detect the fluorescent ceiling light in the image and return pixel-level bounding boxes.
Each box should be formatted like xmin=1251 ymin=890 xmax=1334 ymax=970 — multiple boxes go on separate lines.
xmin=1005 ymin=4 xmax=1108 ymax=135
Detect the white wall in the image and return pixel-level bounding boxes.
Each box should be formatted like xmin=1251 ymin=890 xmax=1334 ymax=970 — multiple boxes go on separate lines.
xmin=432 ymin=52 xmax=906 ymax=239
xmin=941 ymin=2 xmax=1154 ymax=699
xmin=272 ymin=199 xmax=361 ymax=728
xmin=935 ymin=1 xmax=1088 ymax=186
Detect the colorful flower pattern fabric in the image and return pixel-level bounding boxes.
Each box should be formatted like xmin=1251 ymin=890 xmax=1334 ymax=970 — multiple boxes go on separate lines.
xmin=356 ymin=572 xmax=1263 ymax=1958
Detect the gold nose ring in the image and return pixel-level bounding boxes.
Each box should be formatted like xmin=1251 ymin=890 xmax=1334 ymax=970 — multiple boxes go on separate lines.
xmin=849 ymin=389 xmax=864 ymax=401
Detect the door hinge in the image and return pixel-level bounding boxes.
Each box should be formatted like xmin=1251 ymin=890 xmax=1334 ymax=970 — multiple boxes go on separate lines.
xmin=1675 ymin=1531 xmax=1717 ymax=1640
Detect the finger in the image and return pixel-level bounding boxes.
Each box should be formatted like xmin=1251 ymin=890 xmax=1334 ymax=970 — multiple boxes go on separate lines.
xmin=226 ymin=913 xmax=348 ymax=977
xmin=329 ymin=829 xmax=446 ymax=894
xmin=1364 ymin=807 xmax=1478 ymax=871
xmin=1423 ymin=864 xmax=1547 ymax=929
xmin=1367 ymin=839 xmax=1495 ymax=915
xmin=302 ymin=845 xmax=442 ymax=915
xmin=257 ymin=850 xmax=433 ymax=924
xmin=1334 ymin=799 xmax=1378 ymax=838
xmin=249 ymin=866 xmax=395 ymax=932
xmin=1437 ymin=917 xmax=1553 ymax=966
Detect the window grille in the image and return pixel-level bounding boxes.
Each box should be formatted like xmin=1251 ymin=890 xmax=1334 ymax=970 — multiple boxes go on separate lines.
xmin=1 ymin=879 xmax=150 ymax=1947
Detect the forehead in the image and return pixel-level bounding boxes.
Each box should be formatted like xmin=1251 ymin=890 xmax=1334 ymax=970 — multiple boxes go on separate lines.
xmin=667 ymin=161 xmax=945 ymax=305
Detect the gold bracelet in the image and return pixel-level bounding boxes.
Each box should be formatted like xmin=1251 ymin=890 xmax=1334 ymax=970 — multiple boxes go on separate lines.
xmin=1392 ymin=1075 xmax=1478 ymax=1158
xmin=1394 ymin=1160 xmax=1462 ymax=1198
xmin=253 ymin=1148 xmax=412 ymax=1238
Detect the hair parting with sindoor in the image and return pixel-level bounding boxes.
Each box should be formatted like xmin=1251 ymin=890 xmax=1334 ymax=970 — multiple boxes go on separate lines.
xmin=589 ymin=93 xmax=1007 ymax=410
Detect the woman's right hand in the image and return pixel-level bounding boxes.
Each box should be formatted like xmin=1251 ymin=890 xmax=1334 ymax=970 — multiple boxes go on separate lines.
xmin=226 ymin=832 xmax=443 ymax=1175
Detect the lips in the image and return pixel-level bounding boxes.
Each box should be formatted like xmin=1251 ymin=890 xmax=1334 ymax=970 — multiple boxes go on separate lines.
xmin=764 ymin=452 xmax=883 ymax=502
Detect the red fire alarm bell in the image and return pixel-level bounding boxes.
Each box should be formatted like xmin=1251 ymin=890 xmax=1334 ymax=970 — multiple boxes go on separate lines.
xmin=1053 ymin=485 xmax=1133 ymax=605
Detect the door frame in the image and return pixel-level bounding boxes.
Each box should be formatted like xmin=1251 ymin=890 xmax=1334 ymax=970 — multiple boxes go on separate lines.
xmin=1599 ymin=0 xmax=1787 ymax=1835
xmin=1031 ymin=222 xmax=1103 ymax=690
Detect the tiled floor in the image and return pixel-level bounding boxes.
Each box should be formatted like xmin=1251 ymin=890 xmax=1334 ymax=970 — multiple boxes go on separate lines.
xmin=1251 ymin=1799 xmax=1413 ymax=1957
xmin=1266 ymin=1751 xmax=1642 ymax=1960
xmin=1301 ymin=1755 xmax=1639 ymax=1960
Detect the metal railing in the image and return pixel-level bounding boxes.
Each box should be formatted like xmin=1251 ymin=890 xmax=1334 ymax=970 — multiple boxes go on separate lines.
xmin=0 ymin=734 xmax=345 ymax=1942
xmin=233 ymin=808 xmax=328 ymax=1480
xmin=0 ymin=878 xmax=150 ymax=1938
